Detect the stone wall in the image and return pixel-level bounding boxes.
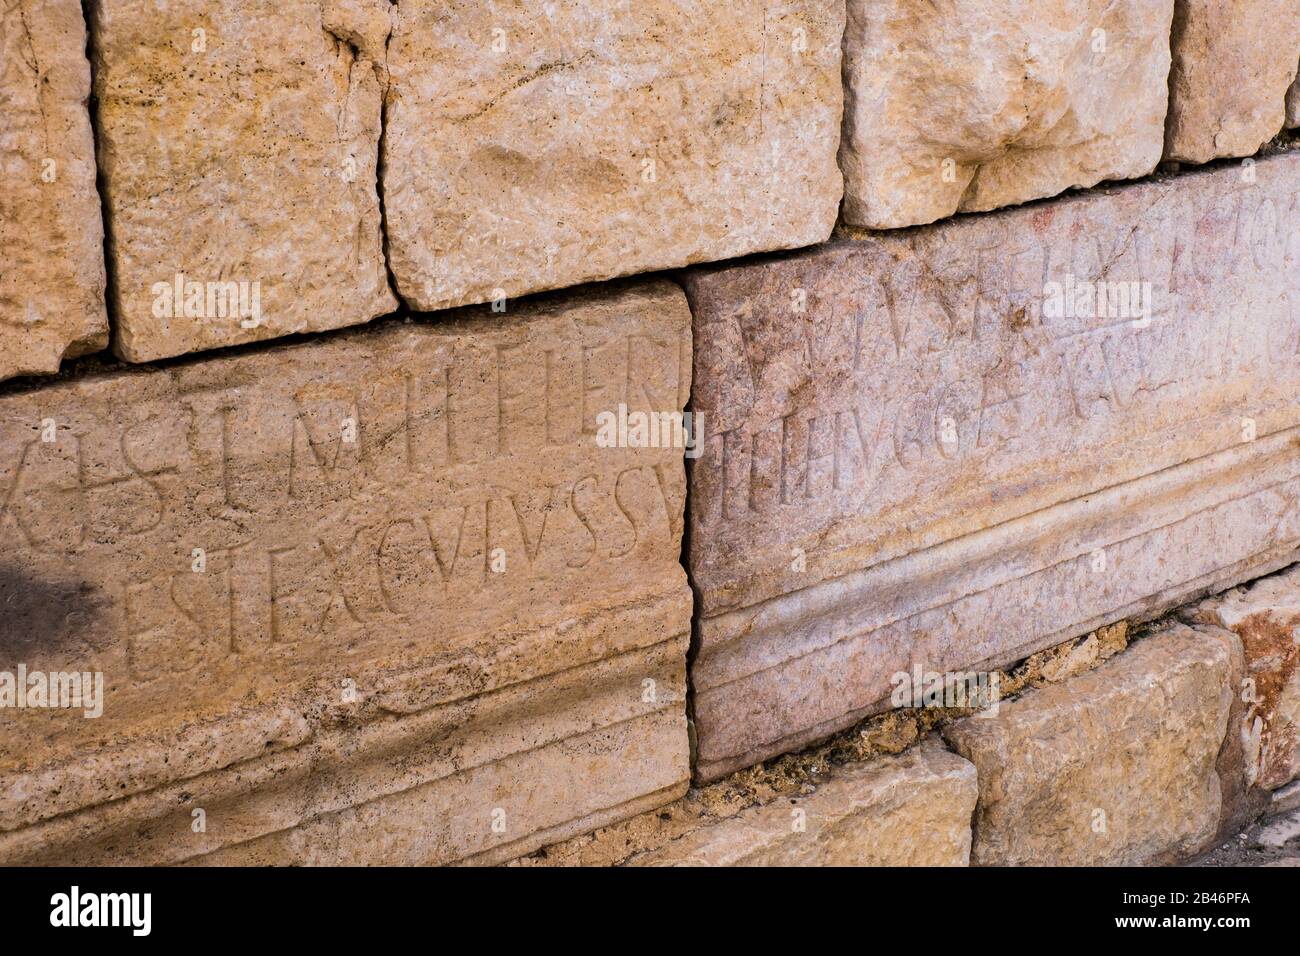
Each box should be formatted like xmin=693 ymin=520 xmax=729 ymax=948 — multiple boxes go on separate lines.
xmin=1 ymin=1 xmax=1298 ymax=865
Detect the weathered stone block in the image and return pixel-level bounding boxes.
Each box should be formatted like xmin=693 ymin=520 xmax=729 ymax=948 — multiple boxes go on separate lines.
xmin=0 ymin=0 xmax=108 ymax=381
xmin=89 ymin=0 xmax=397 ymax=363
xmin=945 ymin=625 xmax=1232 ymax=866
xmin=383 ymin=0 xmax=844 ymax=312
xmin=839 ymin=0 xmax=1173 ymax=229
xmin=685 ymin=154 xmax=1300 ymax=781
xmin=1165 ymin=1 xmax=1300 ymax=163
xmin=630 ymin=742 xmax=975 ymax=866
xmin=1186 ymin=566 xmax=1300 ymax=792
xmin=0 ymin=280 xmax=692 ymax=865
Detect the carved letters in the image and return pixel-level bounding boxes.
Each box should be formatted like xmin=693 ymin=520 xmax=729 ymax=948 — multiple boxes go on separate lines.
xmin=0 ymin=280 xmax=693 ymax=769
xmin=685 ymin=156 xmax=1300 ymax=779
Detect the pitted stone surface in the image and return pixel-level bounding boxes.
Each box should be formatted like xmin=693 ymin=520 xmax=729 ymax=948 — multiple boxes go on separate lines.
xmin=0 ymin=0 xmax=108 ymax=381
xmin=840 ymin=0 xmax=1173 ymax=229
xmin=0 ymin=281 xmax=693 ymax=866
xmin=89 ymin=0 xmax=396 ymax=362
xmin=1165 ymin=1 xmax=1300 ymax=163
xmin=945 ymin=625 xmax=1231 ymax=866
xmin=686 ymin=154 xmax=1300 ymax=780
xmin=383 ymin=0 xmax=845 ymax=312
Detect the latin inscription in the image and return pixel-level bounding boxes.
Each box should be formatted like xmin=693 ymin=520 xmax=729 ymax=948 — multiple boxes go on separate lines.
xmin=693 ymin=178 xmax=1300 ymax=531
xmin=0 ymin=305 xmax=691 ymax=686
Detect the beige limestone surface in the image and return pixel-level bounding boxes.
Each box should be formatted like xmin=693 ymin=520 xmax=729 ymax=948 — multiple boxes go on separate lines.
xmin=630 ymin=742 xmax=975 ymax=866
xmin=89 ymin=0 xmax=396 ymax=362
xmin=383 ymin=0 xmax=845 ymax=312
xmin=0 ymin=280 xmax=693 ymax=865
xmin=946 ymin=625 xmax=1232 ymax=866
xmin=840 ymin=0 xmax=1174 ymax=229
xmin=519 ymin=621 xmax=1131 ymax=866
xmin=1166 ymin=1 xmax=1300 ymax=163
xmin=685 ymin=154 xmax=1300 ymax=780
xmin=0 ymin=0 xmax=108 ymax=381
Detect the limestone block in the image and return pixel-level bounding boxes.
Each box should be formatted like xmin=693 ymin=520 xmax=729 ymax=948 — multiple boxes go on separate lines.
xmin=840 ymin=0 xmax=1173 ymax=229
xmin=945 ymin=625 xmax=1231 ymax=866
xmin=383 ymin=0 xmax=845 ymax=312
xmin=89 ymin=0 xmax=397 ymax=362
xmin=631 ymin=742 xmax=975 ymax=866
xmin=0 ymin=0 xmax=108 ymax=381
xmin=1187 ymin=566 xmax=1300 ymax=792
xmin=0 ymin=280 xmax=692 ymax=865
xmin=685 ymin=154 xmax=1300 ymax=780
xmin=1165 ymin=1 xmax=1300 ymax=163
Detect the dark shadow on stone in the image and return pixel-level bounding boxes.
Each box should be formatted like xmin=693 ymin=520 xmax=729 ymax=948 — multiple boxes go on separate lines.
xmin=0 ymin=565 xmax=106 ymax=664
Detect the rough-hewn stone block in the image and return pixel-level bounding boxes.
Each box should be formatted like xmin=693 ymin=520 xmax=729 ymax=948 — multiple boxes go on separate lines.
xmin=0 ymin=0 xmax=108 ymax=381
xmin=685 ymin=154 xmax=1300 ymax=780
xmin=945 ymin=625 xmax=1232 ymax=866
xmin=1165 ymin=1 xmax=1300 ymax=163
xmin=839 ymin=0 xmax=1173 ymax=229
xmin=0 ymin=280 xmax=692 ymax=865
xmin=1186 ymin=566 xmax=1300 ymax=792
xmin=89 ymin=0 xmax=397 ymax=362
xmin=630 ymin=742 xmax=975 ymax=866
xmin=383 ymin=0 xmax=844 ymax=312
